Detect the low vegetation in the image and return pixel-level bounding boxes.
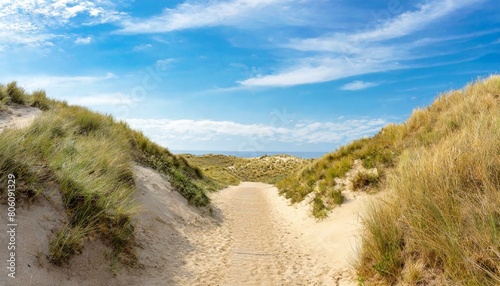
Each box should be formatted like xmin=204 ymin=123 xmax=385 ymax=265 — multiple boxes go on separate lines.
xmin=0 ymin=82 xmax=214 ymax=265
xmin=276 ymin=131 xmax=397 ymax=217
xmin=183 ymin=153 xmax=310 ymax=187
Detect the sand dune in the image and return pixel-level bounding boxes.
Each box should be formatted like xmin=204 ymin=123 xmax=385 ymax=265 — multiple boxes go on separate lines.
xmin=1 ymin=106 xmax=370 ymax=285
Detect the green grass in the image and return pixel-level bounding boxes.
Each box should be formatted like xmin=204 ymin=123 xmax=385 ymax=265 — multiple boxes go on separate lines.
xmin=0 ymin=84 xmax=215 ymax=265
xmin=0 ymin=81 xmax=57 ymax=110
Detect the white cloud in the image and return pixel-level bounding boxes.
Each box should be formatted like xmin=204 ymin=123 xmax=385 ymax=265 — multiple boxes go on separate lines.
xmin=0 ymin=1 xmax=122 ymax=47
xmin=68 ymin=93 xmax=138 ymax=106
xmin=155 ymin=58 xmax=177 ymax=70
xmin=133 ymin=44 xmax=152 ymax=51
xmin=10 ymin=73 xmax=117 ymax=91
xmin=239 ymin=0 xmax=479 ymax=87
xmin=288 ymin=0 xmax=479 ymax=52
xmin=351 ymin=0 xmax=477 ymax=42
xmin=75 ymin=36 xmax=92 ymax=45
xmin=125 ymin=117 xmax=388 ymax=146
xmin=341 ymin=81 xmax=379 ymax=91
xmin=238 ymin=57 xmax=397 ymax=87
xmin=117 ymin=0 xmax=294 ymax=34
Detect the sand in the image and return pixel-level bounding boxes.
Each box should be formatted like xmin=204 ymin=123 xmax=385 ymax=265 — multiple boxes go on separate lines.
xmin=194 ymin=182 xmax=368 ymax=285
xmin=0 ymin=105 xmax=373 ymax=285
xmin=0 ymin=104 xmax=41 ymax=133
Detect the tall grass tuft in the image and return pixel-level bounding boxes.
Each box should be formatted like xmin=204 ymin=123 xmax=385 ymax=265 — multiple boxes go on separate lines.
xmin=6 ymin=81 xmax=28 ymax=104
xmin=357 ymin=76 xmax=500 ymax=285
xmin=30 ymin=89 xmax=52 ymax=110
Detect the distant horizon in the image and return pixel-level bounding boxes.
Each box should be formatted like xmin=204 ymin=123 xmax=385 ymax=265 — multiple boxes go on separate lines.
xmin=171 ymin=150 xmax=328 ymax=159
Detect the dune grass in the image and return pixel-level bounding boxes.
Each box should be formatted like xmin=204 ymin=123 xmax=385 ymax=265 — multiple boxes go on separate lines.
xmin=357 ymin=76 xmax=500 ymax=284
xmin=0 ymin=82 xmax=214 ymax=265
xmin=0 ymin=81 xmax=55 ymax=111
xmin=276 ymin=132 xmax=396 ymax=217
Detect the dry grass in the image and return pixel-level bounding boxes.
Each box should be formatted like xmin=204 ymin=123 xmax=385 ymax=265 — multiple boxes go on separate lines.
xmin=357 ymin=76 xmax=500 ymax=284
xmin=0 ymin=81 xmax=56 ymax=110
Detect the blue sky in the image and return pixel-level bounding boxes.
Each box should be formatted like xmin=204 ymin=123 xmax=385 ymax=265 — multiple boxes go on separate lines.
xmin=1 ymin=0 xmax=499 ymax=153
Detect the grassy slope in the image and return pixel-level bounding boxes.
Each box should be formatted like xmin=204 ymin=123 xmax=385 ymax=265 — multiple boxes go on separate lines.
xmin=0 ymin=82 xmax=215 ymax=265
xmin=278 ymin=76 xmax=500 ymax=284
xmin=183 ymin=153 xmax=310 ymax=187
xmin=357 ymin=76 xmax=500 ymax=285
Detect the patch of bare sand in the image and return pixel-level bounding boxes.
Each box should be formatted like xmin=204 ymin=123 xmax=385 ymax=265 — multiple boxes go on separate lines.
xmin=0 ymin=104 xmax=41 ymax=132
xmin=262 ymin=184 xmax=371 ymax=285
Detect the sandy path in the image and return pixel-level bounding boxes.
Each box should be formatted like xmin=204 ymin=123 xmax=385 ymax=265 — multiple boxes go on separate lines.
xmin=222 ymin=184 xmax=288 ymax=285
xmin=181 ymin=182 xmax=366 ymax=285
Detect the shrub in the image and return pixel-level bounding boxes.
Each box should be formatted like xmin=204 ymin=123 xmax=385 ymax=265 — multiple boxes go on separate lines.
xmin=352 ymin=171 xmax=379 ymax=190
xmin=312 ymin=196 xmax=329 ymax=219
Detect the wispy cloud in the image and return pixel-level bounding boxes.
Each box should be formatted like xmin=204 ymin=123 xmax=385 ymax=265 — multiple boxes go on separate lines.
xmin=133 ymin=44 xmax=152 ymax=51
xmin=288 ymin=0 xmax=480 ymax=52
xmin=239 ymin=0 xmax=481 ymax=87
xmin=75 ymin=36 xmax=92 ymax=45
xmin=155 ymin=58 xmax=177 ymax=70
xmin=68 ymin=93 xmax=138 ymax=106
xmin=8 ymin=73 xmax=117 ymax=91
xmin=238 ymin=57 xmax=398 ymax=87
xmin=125 ymin=117 xmax=388 ymax=146
xmin=117 ymin=0 xmax=295 ymax=34
xmin=341 ymin=81 xmax=379 ymax=91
